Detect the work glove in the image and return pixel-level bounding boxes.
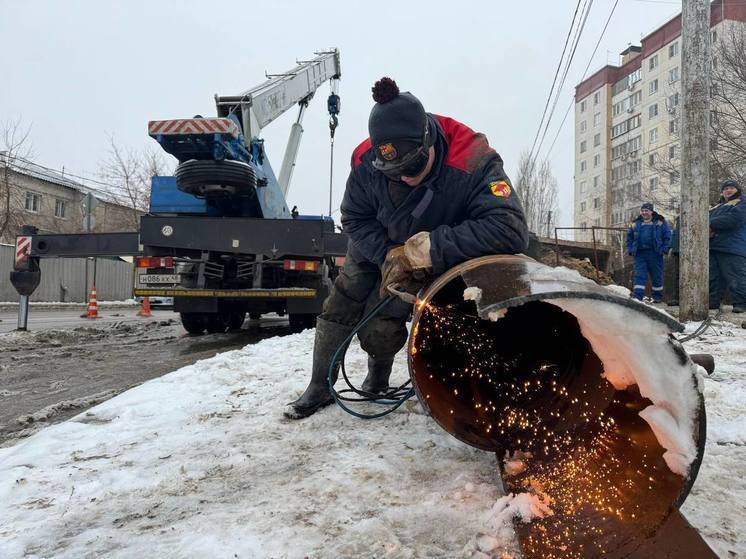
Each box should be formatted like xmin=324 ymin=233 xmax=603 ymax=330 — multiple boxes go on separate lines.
xmin=380 ymin=232 xmax=433 ymax=299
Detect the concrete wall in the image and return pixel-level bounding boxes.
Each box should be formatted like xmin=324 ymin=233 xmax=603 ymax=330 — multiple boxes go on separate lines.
xmin=0 ymin=244 xmax=134 ymax=302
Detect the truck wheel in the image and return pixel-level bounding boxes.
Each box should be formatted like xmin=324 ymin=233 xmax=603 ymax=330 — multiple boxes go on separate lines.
xmin=289 ymin=313 xmax=317 ymax=333
xmin=175 ymin=160 xmax=257 ymax=196
xmin=228 ymin=311 xmax=246 ymax=330
xmin=181 ymin=312 xmax=206 ymax=335
xmin=205 ymin=312 xmax=230 ymax=334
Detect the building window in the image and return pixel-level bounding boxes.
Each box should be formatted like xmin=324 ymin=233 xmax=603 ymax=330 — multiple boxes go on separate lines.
xmin=580 ymin=100 xmax=586 ymax=113
xmin=593 ymin=133 xmax=601 ymax=147
xmin=580 ymin=120 xmax=587 ymax=132
xmin=580 ymin=222 xmax=587 ymax=229
xmin=713 ymin=56 xmax=718 ymax=70
xmin=669 ymin=42 xmax=679 ymax=58
xmin=594 ymin=91 xmax=601 ymax=105
xmin=711 ymin=30 xmax=717 ymax=44
xmin=580 ymin=201 xmax=586 ymax=212
xmin=669 ymin=119 xmax=678 ymax=134
xmin=580 ymin=160 xmax=587 ymax=172
xmin=593 ymin=197 xmax=600 ymax=209
xmin=580 ymin=180 xmax=587 ymax=193
xmin=25 ymin=192 xmax=41 ymax=213
xmin=594 ymin=154 xmax=601 ymax=167
xmin=649 ymin=104 xmax=659 ymax=119
xmin=649 ymin=127 xmax=658 ymax=144
xmin=669 ymin=145 xmax=678 ymax=160
xmin=594 ymin=112 xmax=601 ymax=127
xmin=670 ymin=171 xmax=680 ymax=183
xmin=594 ymin=175 xmax=600 ymax=188
xmin=54 ymin=199 xmax=66 ymax=218
xmin=649 ymin=153 xmax=658 ymax=166
xmin=649 ymin=79 xmax=658 ymax=95
xmin=649 ymin=54 xmax=658 ymax=71
xmin=667 ymin=92 xmax=680 ymax=111
xmin=594 ymin=218 xmax=601 ymax=227
xmin=580 ymin=140 xmax=587 ymax=153
xmin=668 ymin=67 xmax=680 ymax=83
xmin=650 ymin=176 xmax=659 ymax=191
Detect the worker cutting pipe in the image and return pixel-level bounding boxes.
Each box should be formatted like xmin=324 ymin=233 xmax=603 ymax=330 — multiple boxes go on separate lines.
xmin=284 ymin=77 xmax=529 ymax=419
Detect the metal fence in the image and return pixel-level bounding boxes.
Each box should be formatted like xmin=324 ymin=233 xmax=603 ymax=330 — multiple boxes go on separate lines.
xmin=550 ymin=227 xmax=680 ymax=302
xmin=0 ymin=244 xmax=134 ymax=302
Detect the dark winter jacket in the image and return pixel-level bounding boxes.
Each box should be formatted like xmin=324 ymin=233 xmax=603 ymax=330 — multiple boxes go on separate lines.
xmin=626 ymin=212 xmax=672 ymax=256
xmin=710 ymin=194 xmax=746 ymax=257
xmin=340 ymin=114 xmax=529 ymax=274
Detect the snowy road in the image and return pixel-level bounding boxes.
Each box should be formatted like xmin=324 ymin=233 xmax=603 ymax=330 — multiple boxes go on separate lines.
xmin=0 ymin=307 xmax=168 ymax=334
xmin=0 ymin=314 xmax=296 ymax=446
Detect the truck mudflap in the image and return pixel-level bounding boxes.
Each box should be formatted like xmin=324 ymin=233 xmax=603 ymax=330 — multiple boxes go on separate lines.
xmin=134 ymin=288 xmax=316 ymax=298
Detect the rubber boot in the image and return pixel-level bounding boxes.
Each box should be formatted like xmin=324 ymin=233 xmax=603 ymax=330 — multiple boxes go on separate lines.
xmin=361 ymin=356 xmax=394 ymax=395
xmin=283 ymin=318 xmax=353 ymax=420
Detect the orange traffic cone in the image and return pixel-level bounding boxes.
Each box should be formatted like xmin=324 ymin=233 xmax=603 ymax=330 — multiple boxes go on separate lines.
xmin=137 ymin=296 xmax=152 ymax=318
xmin=87 ymin=286 xmax=99 ymax=319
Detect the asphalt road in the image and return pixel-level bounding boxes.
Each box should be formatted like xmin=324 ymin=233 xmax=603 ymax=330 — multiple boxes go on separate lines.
xmin=0 ymin=309 xmax=296 ymax=446
xmin=0 ymin=307 xmax=166 ymax=334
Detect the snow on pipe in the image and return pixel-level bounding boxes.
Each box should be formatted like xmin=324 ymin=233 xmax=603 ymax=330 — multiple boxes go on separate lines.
xmin=408 ymin=254 xmax=709 ymax=559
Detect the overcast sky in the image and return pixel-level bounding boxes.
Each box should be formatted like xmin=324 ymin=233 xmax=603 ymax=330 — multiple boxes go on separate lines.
xmin=1 ymin=0 xmax=680 ymax=227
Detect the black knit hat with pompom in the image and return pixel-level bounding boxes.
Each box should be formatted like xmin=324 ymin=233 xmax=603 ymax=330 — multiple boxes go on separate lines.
xmin=368 ymin=77 xmax=429 ymax=155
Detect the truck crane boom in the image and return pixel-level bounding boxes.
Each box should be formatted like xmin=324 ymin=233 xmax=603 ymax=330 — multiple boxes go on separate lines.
xmin=215 ymin=50 xmax=341 ymax=196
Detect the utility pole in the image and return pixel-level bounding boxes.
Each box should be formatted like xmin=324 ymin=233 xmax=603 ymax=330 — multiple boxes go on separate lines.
xmin=679 ymin=0 xmax=711 ymax=321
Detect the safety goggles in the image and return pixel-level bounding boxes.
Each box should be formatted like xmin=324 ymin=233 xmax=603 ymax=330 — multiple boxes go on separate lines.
xmin=372 ymin=123 xmax=431 ymax=181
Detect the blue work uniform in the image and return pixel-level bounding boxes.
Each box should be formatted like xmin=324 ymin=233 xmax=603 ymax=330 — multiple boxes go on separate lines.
xmin=626 ymin=212 xmax=672 ymax=301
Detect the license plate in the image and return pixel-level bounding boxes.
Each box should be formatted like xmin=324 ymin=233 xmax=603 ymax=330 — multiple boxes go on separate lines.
xmin=139 ymin=274 xmax=180 ymax=284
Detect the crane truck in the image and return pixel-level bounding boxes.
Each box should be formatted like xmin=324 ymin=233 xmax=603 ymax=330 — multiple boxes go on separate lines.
xmin=10 ymin=50 xmax=348 ymax=334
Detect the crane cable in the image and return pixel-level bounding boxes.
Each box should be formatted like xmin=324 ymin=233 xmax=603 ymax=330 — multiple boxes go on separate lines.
xmin=327 ymin=82 xmax=341 ymax=217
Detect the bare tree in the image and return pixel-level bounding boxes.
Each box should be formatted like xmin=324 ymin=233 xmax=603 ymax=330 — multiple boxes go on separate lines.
xmin=710 ymin=24 xmax=746 ymax=197
xmin=98 ymin=136 xmax=172 ymax=229
xmin=515 ymin=151 xmax=559 ymax=236
xmin=0 ymin=119 xmax=34 ymax=242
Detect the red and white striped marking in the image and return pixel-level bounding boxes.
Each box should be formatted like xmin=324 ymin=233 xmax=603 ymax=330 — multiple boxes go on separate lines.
xmin=15 ymin=236 xmax=31 ymax=267
xmin=87 ymin=287 xmax=99 ymax=319
xmin=148 ymin=118 xmax=239 ymax=138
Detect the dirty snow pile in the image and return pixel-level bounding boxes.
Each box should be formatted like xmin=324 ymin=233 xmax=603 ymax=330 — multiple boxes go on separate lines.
xmin=0 ymin=330 xmax=521 ymax=559
xmin=0 ymin=316 xmax=744 ymax=558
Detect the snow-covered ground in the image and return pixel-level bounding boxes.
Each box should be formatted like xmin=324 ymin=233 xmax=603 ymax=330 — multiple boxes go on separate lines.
xmin=0 ymin=318 xmax=744 ymax=558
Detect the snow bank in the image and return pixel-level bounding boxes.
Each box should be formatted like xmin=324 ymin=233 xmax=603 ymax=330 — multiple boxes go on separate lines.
xmin=0 ymin=330 xmax=505 ymax=558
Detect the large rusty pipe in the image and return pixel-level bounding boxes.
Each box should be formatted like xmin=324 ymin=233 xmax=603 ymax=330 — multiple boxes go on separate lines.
xmin=408 ymin=255 xmax=710 ymax=558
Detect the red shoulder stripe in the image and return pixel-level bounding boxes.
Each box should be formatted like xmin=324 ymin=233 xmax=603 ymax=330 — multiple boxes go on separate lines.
xmin=434 ymin=114 xmax=493 ymax=173
xmin=352 ymin=138 xmax=373 ymax=168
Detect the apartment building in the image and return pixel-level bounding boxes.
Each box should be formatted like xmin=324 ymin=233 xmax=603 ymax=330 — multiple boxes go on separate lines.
xmin=574 ymin=0 xmax=746 ymax=237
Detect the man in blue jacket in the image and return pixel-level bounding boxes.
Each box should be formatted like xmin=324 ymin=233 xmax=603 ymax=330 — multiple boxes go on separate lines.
xmin=284 ymin=77 xmax=529 ymax=419
xmin=626 ymin=202 xmax=672 ymax=302
xmin=709 ymin=179 xmax=746 ymax=313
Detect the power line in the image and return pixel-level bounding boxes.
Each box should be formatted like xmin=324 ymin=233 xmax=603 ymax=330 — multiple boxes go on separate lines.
xmin=8 ymin=155 xmax=140 ymax=197
xmin=534 ymin=0 xmax=595 ymax=161
xmin=545 ymin=0 xmax=622 ymax=159
xmin=526 ymin=0 xmax=586 ymax=168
